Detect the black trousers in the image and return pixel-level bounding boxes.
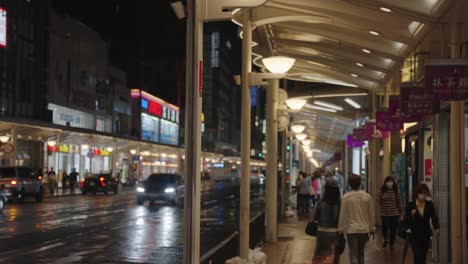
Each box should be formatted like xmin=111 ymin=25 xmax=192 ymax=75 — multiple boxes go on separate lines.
xmin=411 ymin=237 xmax=430 ymax=264
xmin=381 ymin=215 xmax=399 ymax=246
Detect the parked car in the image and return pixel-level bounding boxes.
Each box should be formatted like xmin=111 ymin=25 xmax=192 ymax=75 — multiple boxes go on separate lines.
xmin=136 ymin=173 xmax=184 ymax=206
xmin=0 ymin=167 xmax=43 ymax=202
xmin=0 ymin=191 xmax=6 ymax=212
xmin=80 ymin=173 xmax=119 ymax=195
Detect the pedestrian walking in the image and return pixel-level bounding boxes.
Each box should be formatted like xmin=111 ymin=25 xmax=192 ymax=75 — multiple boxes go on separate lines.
xmin=298 ymin=173 xmax=312 ymax=215
xmin=69 ymin=168 xmax=79 ymax=191
xmin=338 ymin=174 xmax=375 ymax=264
xmin=296 ymin=172 xmax=305 ymax=213
xmin=377 ymin=176 xmax=402 ymax=250
xmin=48 ymin=167 xmax=56 ymax=196
xmin=312 ymin=177 xmax=343 ymax=264
xmin=311 ymin=172 xmax=320 ymax=207
xmin=404 ymin=183 xmax=440 ymax=264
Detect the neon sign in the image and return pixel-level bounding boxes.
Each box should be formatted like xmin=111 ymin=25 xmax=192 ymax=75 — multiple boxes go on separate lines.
xmin=0 ymin=7 xmax=6 ymax=48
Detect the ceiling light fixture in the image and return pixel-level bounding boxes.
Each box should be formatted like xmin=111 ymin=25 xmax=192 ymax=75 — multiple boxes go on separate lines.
xmin=295 ymin=133 xmax=307 ymax=141
xmin=106 ymin=146 xmax=114 ymax=152
xmin=291 ymin=124 xmax=306 ymax=133
xmin=302 ymin=139 xmax=312 ymax=146
xmin=286 ymin=98 xmax=307 ymax=110
xmin=380 ymin=7 xmax=392 ymax=13
xmin=314 ymin=100 xmax=344 ymax=111
xmin=344 ymin=98 xmax=362 ymax=109
xmin=305 ymin=104 xmax=337 ymax=113
xmin=362 ymin=48 xmax=371 ymax=54
xmin=47 ymin=140 xmax=57 ymax=147
xmin=369 ymin=30 xmax=381 ymax=36
xmin=351 ymin=73 xmax=359 ymax=78
xmin=130 ymin=149 xmax=137 ymax=155
xmin=355 ymin=62 xmax=364 ymax=67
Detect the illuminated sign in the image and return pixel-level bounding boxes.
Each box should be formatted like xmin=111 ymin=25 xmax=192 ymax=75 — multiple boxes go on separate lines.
xmin=148 ymin=100 xmax=162 ymax=117
xmin=0 ymin=7 xmax=6 ymax=48
xmin=141 ymin=99 xmax=148 ymax=109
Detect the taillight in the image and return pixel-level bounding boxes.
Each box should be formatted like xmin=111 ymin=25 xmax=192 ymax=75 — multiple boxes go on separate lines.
xmin=11 ymin=180 xmax=17 ymax=185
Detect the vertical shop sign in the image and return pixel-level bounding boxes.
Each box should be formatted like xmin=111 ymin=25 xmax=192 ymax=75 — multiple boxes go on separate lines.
xmin=347 ymin=135 xmax=364 ymax=148
xmin=389 ymin=96 xmax=421 ymax=122
xmin=425 ymin=61 xmax=468 ymax=100
xmin=352 ymin=128 xmax=368 ymax=141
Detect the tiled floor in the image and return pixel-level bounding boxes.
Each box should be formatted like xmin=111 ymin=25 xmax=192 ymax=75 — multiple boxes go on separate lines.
xmin=263 ymin=213 xmax=430 ymax=264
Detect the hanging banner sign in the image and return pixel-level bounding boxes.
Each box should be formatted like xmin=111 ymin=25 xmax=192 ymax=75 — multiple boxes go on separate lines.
xmin=389 ymin=96 xmax=422 ymax=123
xmin=347 ymin=135 xmax=364 ymax=148
xmin=376 ymin=111 xmax=403 ymax=131
xmin=425 ymin=60 xmax=468 ymax=101
xmin=400 ymin=87 xmax=439 ymax=115
xmin=353 ymin=128 xmax=368 ymax=141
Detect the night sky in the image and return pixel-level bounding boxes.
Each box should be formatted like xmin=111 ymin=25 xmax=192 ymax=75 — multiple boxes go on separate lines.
xmin=52 ymin=0 xmax=241 ymax=106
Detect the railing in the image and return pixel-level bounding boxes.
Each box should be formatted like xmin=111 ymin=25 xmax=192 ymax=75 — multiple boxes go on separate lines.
xmin=201 ymin=212 xmax=265 ymax=264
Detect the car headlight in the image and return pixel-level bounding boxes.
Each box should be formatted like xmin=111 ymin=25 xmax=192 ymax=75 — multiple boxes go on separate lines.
xmin=164 ymin=187 xmax=175 ymax=193
xmin=137 ymin=187 xmax=145 ymax=193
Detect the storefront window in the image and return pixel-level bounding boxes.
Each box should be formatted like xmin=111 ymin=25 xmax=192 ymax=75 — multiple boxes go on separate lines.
xmin=141 ymin=113 xmax=160 ymax=142
xmin=160 ymin=119 xmax=179 ymax=145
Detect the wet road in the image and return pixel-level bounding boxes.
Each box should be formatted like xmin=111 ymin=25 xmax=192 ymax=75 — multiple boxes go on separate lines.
xmin=0 ymin=182 xmax=265 ymax=263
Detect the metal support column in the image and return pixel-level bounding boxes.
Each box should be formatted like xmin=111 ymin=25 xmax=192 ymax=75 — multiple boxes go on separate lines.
xmin=239 ymin=9 xmax=252 ymax=260
xmin=183 ymin=0 xmax=202 ymax=262
xmin=280 ymin=129 xmax=288 ymax=218
xmin=266 ymin=78 xmax=279 ymax=242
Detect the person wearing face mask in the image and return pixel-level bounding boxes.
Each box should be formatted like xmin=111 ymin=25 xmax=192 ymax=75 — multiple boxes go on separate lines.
xmin=405 ymin=183 xmax=440 ymax=263
xmin=377 ymin=176 xmax=402 ymax=250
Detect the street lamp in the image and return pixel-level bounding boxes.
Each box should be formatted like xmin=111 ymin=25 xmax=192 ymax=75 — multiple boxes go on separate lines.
xmin=291 ymin=124 xmax=306 ymax=134
xmin=286 ymin=98 xmax=307 ymax=110
xmin=295 ymin=133 xmax=307 ymax=141
xmin=0 ymin=135 xmax=9 ymax=143
xmin=262 ymin=56 xmax=296 ymax=74
xmin=260 ymin=55 xmax=295 ymax=243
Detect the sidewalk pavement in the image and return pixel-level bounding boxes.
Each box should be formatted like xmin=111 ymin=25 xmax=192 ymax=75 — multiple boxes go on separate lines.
xmin=262 ymin=212 xmax=427 ymax=264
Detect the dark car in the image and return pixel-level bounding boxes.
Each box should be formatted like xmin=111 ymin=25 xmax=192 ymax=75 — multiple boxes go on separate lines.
xmin=80 ymin=173 xmax=119 ymax=195
xmin=136 ymin=173 xmax=184 ymax=206
xmin=0 ymin=191 xmax=6 ymax=212
xmin=0 ymin=167 xmax=43 ymax=202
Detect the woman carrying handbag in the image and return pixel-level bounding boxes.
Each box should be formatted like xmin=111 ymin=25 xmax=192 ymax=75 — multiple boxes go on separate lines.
xmin=404 ymin=183 xmax=440 ymax=264
xmin=310 ymin=178 xmax=344 ymax=264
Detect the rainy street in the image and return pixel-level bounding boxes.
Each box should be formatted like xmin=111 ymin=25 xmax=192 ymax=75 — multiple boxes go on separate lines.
xmin=0 ymin=182 xmax=265 ymax=264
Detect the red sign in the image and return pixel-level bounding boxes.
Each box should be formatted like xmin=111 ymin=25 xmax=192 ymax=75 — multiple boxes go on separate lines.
xmin=425 ymin=62 xmax=468 ymax=100
xmin=148 ymin=100 xmax=162 ymax=117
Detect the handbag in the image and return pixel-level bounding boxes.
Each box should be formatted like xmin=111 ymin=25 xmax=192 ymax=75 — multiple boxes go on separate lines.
xmin=305 ymin=221 xmax=318 ymax=236
xmin=336 ymin=234 xmax=346 ymax=254
xmin=397 ymin=218 xmax=409 ymax=239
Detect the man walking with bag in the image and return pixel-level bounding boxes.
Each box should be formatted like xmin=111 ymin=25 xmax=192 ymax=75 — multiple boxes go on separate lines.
xmin=338 ymin=174 xmax=375 ymax=264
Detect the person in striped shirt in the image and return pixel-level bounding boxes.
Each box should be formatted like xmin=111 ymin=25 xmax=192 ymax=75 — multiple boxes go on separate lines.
xmin=377 ymin=176 xmax=402 ymax=250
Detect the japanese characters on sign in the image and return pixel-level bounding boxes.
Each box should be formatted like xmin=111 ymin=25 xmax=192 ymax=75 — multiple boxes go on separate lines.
xmin=376 ymin=111 xmax=403 ymax=132
xmin=425 ymin=63 xmax=468 ymax=101
xmin=400 ymin=87 xmax=439 ymax=115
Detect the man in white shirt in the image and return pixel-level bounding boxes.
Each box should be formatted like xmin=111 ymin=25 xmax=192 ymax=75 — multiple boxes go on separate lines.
xmin=338 ymin=174 xmax=375 ymax=264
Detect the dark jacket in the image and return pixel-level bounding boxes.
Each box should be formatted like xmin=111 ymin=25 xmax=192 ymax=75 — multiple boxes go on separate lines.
xmin=314 ymin=200 xmax=340 ymax=228
xmin=405 ymin=200 xmax=440 ymax=240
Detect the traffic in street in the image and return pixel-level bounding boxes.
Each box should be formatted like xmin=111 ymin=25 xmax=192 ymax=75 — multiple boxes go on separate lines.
xmin=0 ymin=182 xmax=265 ymax=263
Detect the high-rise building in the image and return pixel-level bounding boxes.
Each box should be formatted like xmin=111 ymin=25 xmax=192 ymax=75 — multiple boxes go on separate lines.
xmin=202 ymin=23 xmax=241 ymax=154
xmin=0 ymin=0 xmax=50 ymax=120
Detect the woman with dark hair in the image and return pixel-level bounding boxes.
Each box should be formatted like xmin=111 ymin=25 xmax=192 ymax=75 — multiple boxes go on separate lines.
xmin=377 ymin=176 xmax=402 ymax=250
xmin=405 ymin=183 xmax=440 ymax=263
xmin=312 ymin=178 xmax=342 ymax=264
